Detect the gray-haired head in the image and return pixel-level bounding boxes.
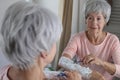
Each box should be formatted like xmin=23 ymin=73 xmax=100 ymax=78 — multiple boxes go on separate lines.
xmin=1 ymin=1 xmax=62 ymax=70
xmin=85 ymin=0 xmax=111 ymax=23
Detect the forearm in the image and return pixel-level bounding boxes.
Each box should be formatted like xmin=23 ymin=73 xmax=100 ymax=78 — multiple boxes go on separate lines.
xmin=89 ymin=71 xmax=105 ymax=80
xmin=101 ymin=61 xmax=116 ymax=75
xmin=59 ymin=55 xmax=106 ymax=80
xmin=82 ymin=54 xmax=116 ymax=75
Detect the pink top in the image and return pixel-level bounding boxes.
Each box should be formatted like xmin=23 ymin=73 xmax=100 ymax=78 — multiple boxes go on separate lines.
xmin=0 ymin=65 xmax=10 ymax=80
xmin=63 ymin=31 xmax=120 ymax=80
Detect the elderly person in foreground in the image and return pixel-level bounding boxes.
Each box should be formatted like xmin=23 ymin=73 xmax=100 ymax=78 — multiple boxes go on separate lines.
xmin=0 ymin=1 xmax=82 ymax=80
xmin=59 ymin=0 xmax=120 ymax=80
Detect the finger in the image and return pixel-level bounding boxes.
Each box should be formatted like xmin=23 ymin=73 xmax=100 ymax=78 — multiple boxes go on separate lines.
xmin=82 ymin=56 xmax=88 ymax=65
xmin=82 ymin=54 xmax=92 ymax=64
xmin=87 ymin=57 xmax=95 ymax=64
xmin=82 ymin=56 xmax=90 ymax=65
xmin=64 ymin=71 xmax=69 ymax=75
xmin=64 ymin=71 xmax=73 ymax=77
xmin=89 ymin=60 xmax=96 ymax=65
xmin=83 ymin=56 xmax=95 ymax=65
xmin=64 ymin=71 xmax=70 ymax=76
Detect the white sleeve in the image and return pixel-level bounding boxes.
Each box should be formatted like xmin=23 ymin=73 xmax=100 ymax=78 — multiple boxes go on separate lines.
xmin=59 ymin=56 xmax=92 ymax=79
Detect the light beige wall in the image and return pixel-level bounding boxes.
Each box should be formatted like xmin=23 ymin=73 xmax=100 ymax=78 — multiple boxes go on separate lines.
xmin=58 ymin=0 xmax=64 ymax=20
xmin=52 ymin=0 xmax=64 ymax=69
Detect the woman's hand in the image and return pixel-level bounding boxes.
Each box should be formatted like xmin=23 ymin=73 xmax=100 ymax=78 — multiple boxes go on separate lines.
xmin=82 ymin=54 xmax=116 ymax=75
xmin=51 ymin=71 xmax=82 ymax=80
xmin=82 ymin=54 xmax=103 ymax=66
xmin=65 ymin=71 xmax=82 ymax=80
xmin=90 ymin=71 xmax=105 ymax=80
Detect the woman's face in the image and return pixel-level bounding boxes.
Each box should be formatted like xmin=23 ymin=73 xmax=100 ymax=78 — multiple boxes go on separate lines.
xmin=86 ymin=12 xmax=106 ymax=34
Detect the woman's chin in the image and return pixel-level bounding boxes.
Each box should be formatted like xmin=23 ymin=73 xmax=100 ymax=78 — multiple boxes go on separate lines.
xmin=89 ymin=29 xmax=99 ymax=34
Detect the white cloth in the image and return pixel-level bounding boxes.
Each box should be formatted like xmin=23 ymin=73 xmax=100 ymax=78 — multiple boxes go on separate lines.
xmin=59 ymin=56 xmax=92 ymax=79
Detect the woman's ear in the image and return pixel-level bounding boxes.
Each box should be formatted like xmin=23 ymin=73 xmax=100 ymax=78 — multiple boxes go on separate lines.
xmin=37 ymin=52 xmax=48 ymax=68
xmin=40 ymin=52 xmax=48 ymax=59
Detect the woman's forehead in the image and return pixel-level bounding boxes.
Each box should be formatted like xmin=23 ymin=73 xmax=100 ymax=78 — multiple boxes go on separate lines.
xmin=87 ymin=12 xmax=104 ymax=17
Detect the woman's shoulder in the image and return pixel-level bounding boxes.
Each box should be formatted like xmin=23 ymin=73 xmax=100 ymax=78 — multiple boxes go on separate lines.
xmin=0 ymin=65 xmax=11 ymax=80
xmin=107 ymin=32 xmax=119 ymax=40
xmin=71 ymin=31 xmax=85 ymax=39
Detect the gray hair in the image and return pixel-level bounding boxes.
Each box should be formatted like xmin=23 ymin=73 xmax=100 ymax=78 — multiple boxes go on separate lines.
xmin=85 ymin=0 xmax=111 ymax=23
xmin=1 ymin=1 xmax=62 ymax=70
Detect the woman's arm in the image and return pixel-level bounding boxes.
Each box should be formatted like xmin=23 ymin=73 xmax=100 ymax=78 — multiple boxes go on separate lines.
xmin=49 ymin=71 xmax=82 ymax=80
xmin=101 ymin=61 xmax=116 ymax=75
xmin=82 ymin=54 xmax=116 ymax=75
xmin=82 ymin=35 xmax=120 ymax=77
xmin=58 ymin=55 xmax=105 ymax=80
xmin=64 ymin=71 xmax=82 ymax=80
xmin=90 ymin=71 xmax=105 ymax=80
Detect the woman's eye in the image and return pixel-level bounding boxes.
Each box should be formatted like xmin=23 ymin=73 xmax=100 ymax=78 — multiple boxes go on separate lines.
xmin=88 ymin=17 xmax=92 ymax=20
xmin=97 ymin=18 xmax=101 ymax=20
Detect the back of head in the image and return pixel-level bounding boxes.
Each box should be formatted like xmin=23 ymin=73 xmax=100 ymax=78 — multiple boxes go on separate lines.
xmin=85 ymin=0 xmax=111 ymax=23
xmin=1 ymin=1 xmax=62 ymax=70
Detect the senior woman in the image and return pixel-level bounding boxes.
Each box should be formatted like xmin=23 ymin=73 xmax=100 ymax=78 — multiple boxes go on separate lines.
xmin=0 ymin=1 xmax=82 ymax=80
xmin=59 ymin=0 xmax=120 ymax=80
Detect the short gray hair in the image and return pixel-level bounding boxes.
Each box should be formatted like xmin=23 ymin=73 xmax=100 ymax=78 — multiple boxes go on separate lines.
xmin=1 ymin=1 xmax=62 ymax=70
xmin=85 ymin=0 xmax=111 ymax=23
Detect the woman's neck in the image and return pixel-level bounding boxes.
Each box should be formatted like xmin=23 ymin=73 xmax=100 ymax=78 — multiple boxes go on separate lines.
xmin=86 ymin=31 xmax=106 ymax=45
xmin=8 ymin=65 xmax=44 ymax=80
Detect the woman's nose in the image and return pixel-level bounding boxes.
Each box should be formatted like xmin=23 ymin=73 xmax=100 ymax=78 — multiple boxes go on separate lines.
xmin=92 ymin=19 xmax=97 ymax=24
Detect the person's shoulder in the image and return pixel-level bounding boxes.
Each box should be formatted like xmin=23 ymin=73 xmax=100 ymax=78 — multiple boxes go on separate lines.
xmin=107 ymin=32 xmax=119 ymax=40
xmin=71 ymin=31 xmax=85 ymax=38
xmin=0 ymin=65 xmax=11 ymax=79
